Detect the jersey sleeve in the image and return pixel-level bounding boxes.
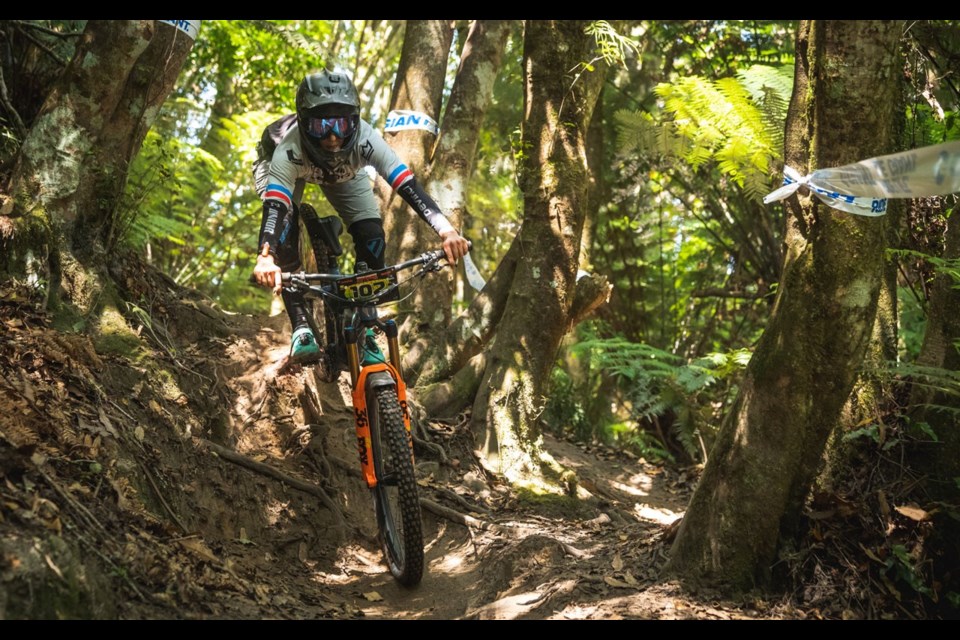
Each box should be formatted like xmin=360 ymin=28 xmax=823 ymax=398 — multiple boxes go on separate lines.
xmin=361 ymin=122 xmax=414 ymax=190
xmin=361 ymin=122 xmax=455 ymax=236
xmin=262 ymin=131 xmax=304 ymax=210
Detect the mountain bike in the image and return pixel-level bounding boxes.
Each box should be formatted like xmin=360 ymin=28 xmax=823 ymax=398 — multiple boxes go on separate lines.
xmin=281 ymin=216 xmax=467 ymax=587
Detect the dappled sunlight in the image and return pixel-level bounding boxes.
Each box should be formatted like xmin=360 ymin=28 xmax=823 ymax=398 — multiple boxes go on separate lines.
xmin=634 ymin=503 xmax=683 ymax=526
xmin=430 ymin=547 xmax=473 ymax=575
xmin=608 ymin=477 xmax=650 ymax=497
xmin=627 ymin=471 xmax=655 ymax=492
xmin=263 ymin=498 xmax=297 ymax=526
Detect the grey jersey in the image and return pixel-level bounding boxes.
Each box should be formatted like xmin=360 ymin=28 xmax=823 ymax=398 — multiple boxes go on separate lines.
xmin=258 ymin=120 xmax=413 ymax=210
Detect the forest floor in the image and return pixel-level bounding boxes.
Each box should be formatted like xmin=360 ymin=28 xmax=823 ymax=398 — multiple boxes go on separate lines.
xmin=0 ymin=262 xmax=929 ymax=620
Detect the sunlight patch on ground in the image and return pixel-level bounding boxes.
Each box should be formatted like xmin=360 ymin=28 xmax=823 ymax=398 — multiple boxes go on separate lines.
xmin=628 ymin=471 xmax=654 ymax=491
xmin=469 ymin=589 xmax=550 ymax=620
xmin=554 ymin=604 xmax=600 ymax=619
xmin=431 ymin=551 xmax=468 ymax=574
xmin=607 ymin=478 xmax=650 ymax=497
xmin=311 ymin=570 xmax=356 ymax=585
xmin=337 ymin=377 xmax=353 ymax=405
xmin=634 ymin=503 xmax=682 ymax=525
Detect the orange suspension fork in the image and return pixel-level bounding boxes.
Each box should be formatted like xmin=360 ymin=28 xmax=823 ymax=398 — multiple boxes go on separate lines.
xmin=350 ymin=362 xmax=411 ymax=489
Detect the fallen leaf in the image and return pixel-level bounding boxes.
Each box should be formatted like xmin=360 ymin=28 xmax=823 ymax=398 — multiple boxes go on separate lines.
xmin=612 ymin=553 xmax=624 ymax=571
xmin=880 ymin=574 xmax=901 ymax=601
xmin=44 ymin=554 xmax=65 ymax=581
xmin=894 ymin=504 xmax=929 ymax=522
xmin=298 ymin=542 xmax=308 ymax=563
xmin=179 ymin=538 xmax=219 ymax=564
xmin=43 ymin=516 xmax=62 ymax=534
xmin=134 ymin=426 xmax=145 ymax=442
xmin=877 ymin=490 xmax=890 ymax=519
xmin=253 ymin=583 xmax=271 ymax=605
xmin=98 ymin=407 xmax=119 ymax=437
xmin=859 ymin=543 xmax=883 ymax=563
xmin=603 ymin=576 xmax=633 ymax=589
xmin=363 ymin=591 xmax=383 ymax=602
xmin=623 ymin=571 xmax=638 ymax=586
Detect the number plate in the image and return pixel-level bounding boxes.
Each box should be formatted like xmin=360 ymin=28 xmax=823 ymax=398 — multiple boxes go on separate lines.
xmin=336 ymin=268 xmax=399 ymax=303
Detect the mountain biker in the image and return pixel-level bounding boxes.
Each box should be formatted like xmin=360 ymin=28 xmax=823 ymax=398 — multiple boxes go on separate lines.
xmin=251 ymin=70 xmax=469 ymax=364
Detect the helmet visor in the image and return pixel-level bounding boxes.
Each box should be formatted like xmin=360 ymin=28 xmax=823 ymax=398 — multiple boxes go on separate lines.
xmin=305 ymin=115 xmax=356 ymax=140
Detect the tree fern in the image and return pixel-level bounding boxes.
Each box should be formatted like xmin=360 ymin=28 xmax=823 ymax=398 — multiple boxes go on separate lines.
xmin=616 ymin=63 xmax=793 ymax=203
xmin=567 ymin=335 xmax=751 ymax=460
xmin=736 ymin=63 xmax=793 ymax=150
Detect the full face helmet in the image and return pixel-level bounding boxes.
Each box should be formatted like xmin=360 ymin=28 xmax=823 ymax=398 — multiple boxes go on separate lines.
xmin=295 ymin=70 xmax=361 ymax=163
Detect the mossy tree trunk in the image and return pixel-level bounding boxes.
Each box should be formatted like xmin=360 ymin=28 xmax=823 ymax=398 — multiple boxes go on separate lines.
xmin=0 ymin=20 xmax=197 ymax=327
xmin=466 ymin=20 xmax=609 ymax=483
xmin=377 ymin=19 xmax=453 ymax=265
xmin=664 ymin=20 xmax=905 ymax=592
xmin=375 ymin=20 xmax=512 ymax=338
xmin=417 ymin=19 xmax=512 ymax=329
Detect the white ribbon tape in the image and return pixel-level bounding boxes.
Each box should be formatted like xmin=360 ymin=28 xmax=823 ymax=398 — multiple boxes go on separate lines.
xmin=384 ymin=110 xmax=440 ymax=136
xmin=763 ymin=140 xmax=960 ymax=216
xmin=159 ymin=20 xmax=201 ymax=40
xmin=463 ymin=252 xmax=486 ymax=292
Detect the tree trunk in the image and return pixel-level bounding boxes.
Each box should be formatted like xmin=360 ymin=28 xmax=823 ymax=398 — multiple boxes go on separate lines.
xmin=0 ymin=20 xmax=197 ymax=321
xmin=665 ymin=20 xmax=905 ymax=592
xmin=377 ymin=19 xmax=453 ymax=264
xmin=418 ymin=19 xmax=512 ymax=329
xmin=468 ymin=20 xmax=608 ymax=483
xmin=405 ymin=237 xmax=520 ymax=386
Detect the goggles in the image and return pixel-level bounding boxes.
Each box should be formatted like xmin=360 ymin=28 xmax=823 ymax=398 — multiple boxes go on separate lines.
xmin=306 ymin=115 xmax=356 ymax=140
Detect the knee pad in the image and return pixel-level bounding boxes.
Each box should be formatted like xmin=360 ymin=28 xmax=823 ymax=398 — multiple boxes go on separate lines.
xmin=349 ymin=219 xmax=386 ymax=270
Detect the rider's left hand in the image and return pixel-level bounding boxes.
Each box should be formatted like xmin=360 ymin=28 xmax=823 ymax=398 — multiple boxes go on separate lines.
xmin=439 ymin=230 xmax=469 ymax=265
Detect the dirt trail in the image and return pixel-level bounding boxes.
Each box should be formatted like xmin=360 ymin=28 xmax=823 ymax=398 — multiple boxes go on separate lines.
xmin=0 ymin=274 xmax=806 ymax=620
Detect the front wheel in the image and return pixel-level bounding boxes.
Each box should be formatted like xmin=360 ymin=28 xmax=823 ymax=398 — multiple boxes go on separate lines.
xmin=305 ymin=298 xmax=338 ymax=382
xmin=368 ymin=385 xmax=423 ymax=586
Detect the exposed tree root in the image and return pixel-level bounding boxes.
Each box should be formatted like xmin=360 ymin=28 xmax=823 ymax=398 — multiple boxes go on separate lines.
xmin=199 ymin=438 xmax=347 ymax=535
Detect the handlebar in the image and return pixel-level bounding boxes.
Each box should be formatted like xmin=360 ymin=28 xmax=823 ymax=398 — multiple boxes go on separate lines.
xmin=280 ymin=240 xmax=472 ymax=285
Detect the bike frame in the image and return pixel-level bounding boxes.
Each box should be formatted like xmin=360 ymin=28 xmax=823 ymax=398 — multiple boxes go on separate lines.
xmin=283 ymin=252 xmax=444 ymax=488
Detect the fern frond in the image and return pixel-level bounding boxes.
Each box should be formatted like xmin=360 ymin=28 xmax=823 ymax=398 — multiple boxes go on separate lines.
xmin=586 ymin=21 xmax=642 ymax=67
xmin=622 ymin=64 xmax=794 ymax=203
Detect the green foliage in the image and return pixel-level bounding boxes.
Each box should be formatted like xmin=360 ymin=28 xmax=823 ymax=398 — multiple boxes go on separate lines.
xmin=585 ymin=21 xmax=642 ymax=68
xmin=617 ymin=64 xmax=793 ymax=203
xmin=735 ymin=63 xmax=793 ymax=151
xmin=889 ymin=248 xmax=960 ymax=289
xmin=116 ymin=127 xmax=218 ymax=250
xmin=545 ymin=327 xmax=751 ymax=462
xmin=608 ymin=421 xmax=675 ymax=462
xmin=543 ymin=368 xmax=592 ymax=443
xmin=878 ymin=361 xmax=960 ymax=408
xmin=117 ymin=107 xmax=277 ymax=313
xmin=897 ymin=281 xmax=928 ymax=361
xmin=886 ymin=544 xmax=934 ymax=599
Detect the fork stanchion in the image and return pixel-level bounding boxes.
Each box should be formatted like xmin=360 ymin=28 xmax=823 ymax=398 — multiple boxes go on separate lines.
xmin=344 ymin=325 xmax=360 ymax=386
xmin=383 ymin=320 xmax=402 ymax=381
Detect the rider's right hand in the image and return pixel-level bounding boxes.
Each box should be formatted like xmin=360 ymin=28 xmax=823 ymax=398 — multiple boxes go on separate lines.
xmin=253 ymin=245 xmax=282 ymax=294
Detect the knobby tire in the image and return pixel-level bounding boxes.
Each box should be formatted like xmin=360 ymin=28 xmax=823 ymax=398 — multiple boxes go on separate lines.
xmin=369 ymin=385 xmax=424 ymax=586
